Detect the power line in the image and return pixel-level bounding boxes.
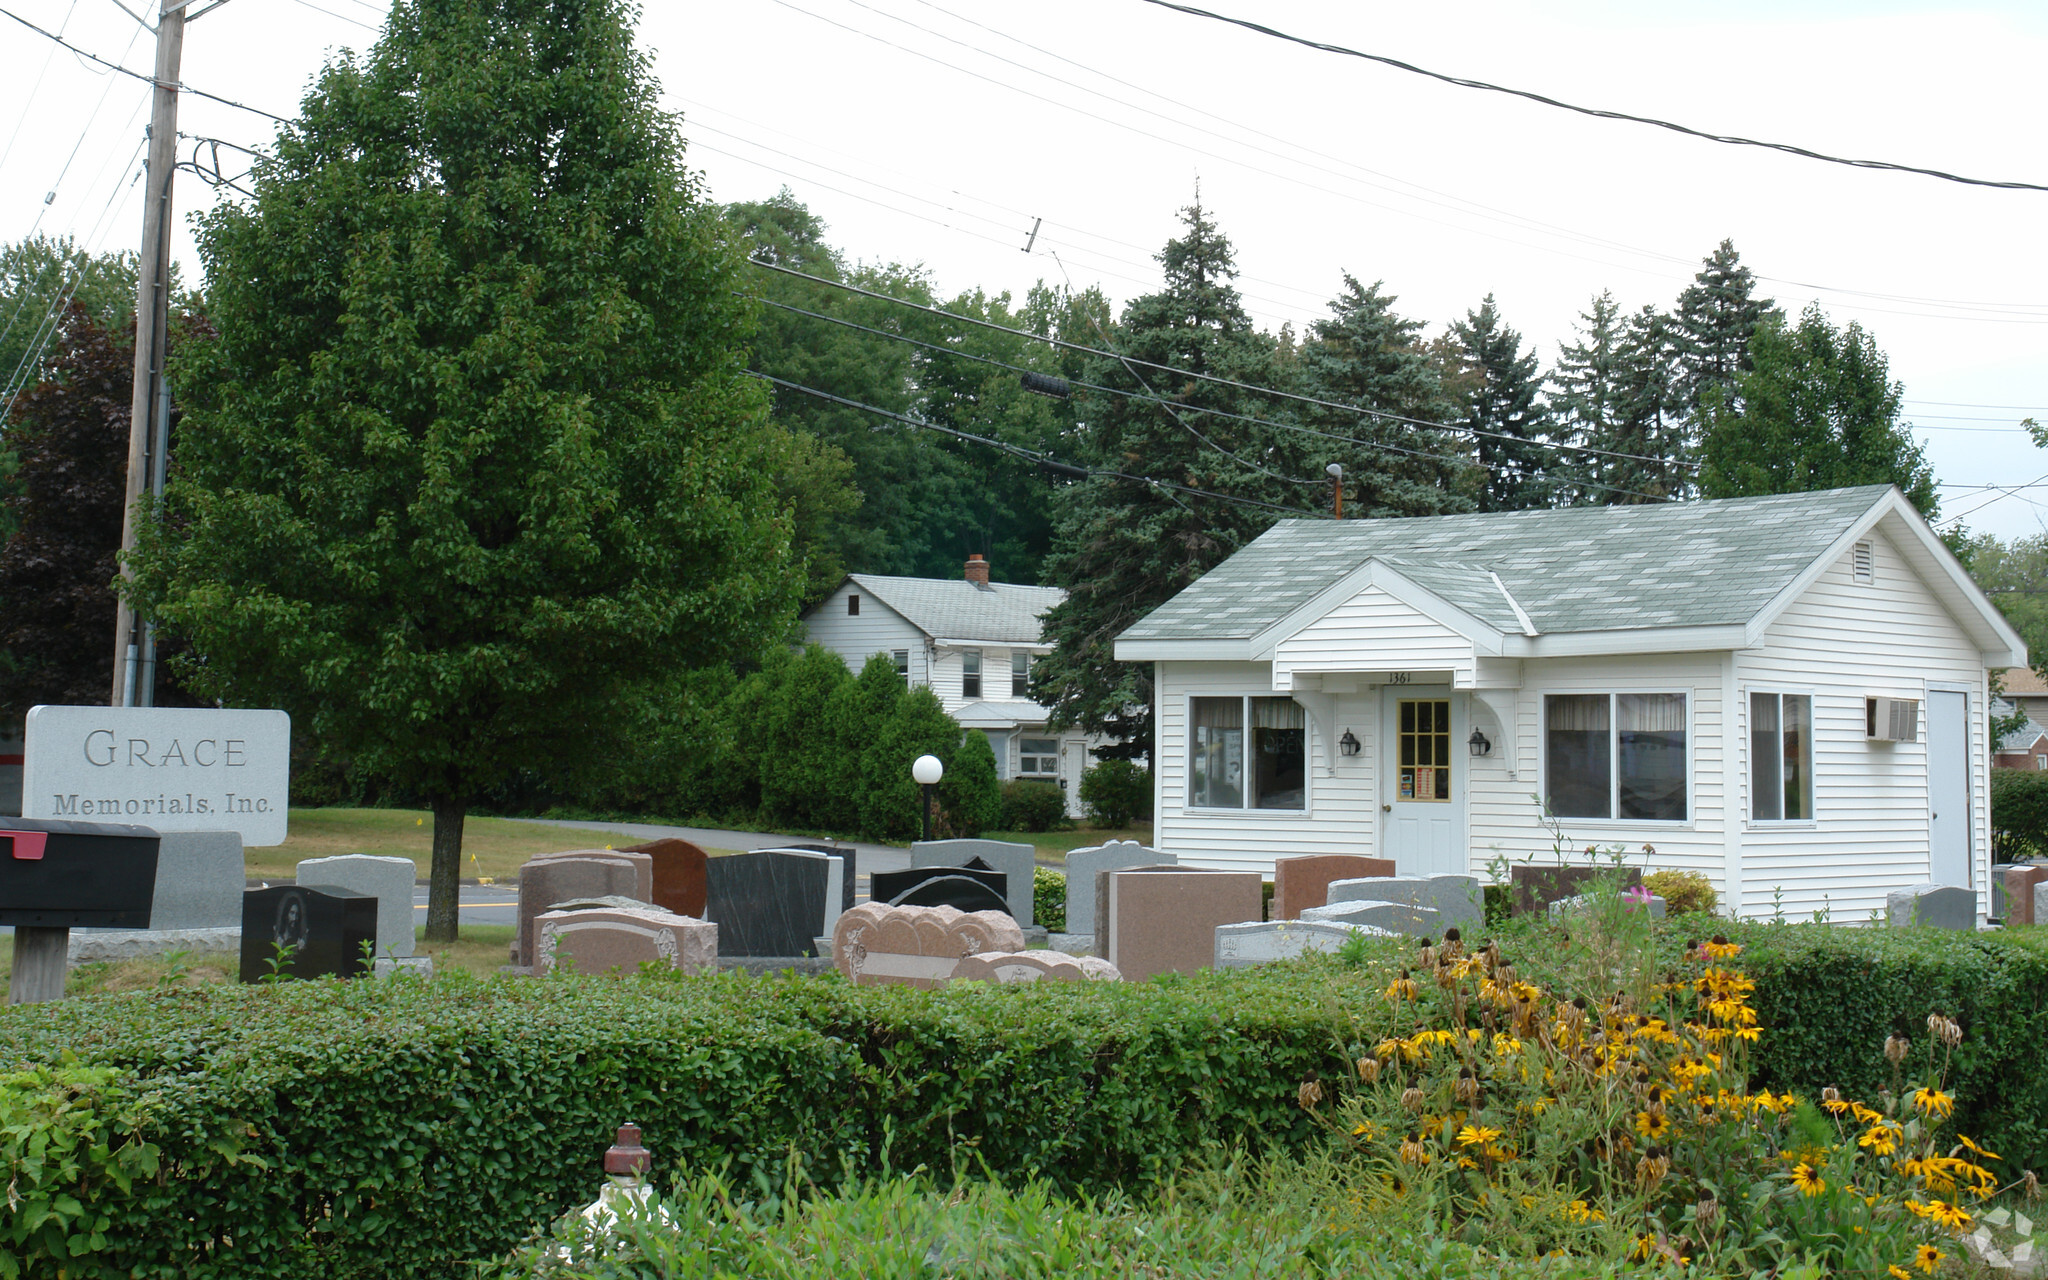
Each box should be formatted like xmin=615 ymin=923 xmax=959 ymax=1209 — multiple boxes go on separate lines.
xmin=746 ymin=369 xmax=1326 ymax=519
xmin=747 ymin=256 xmax=1695 ymax=482
xmin=1134 ymin=0 xmax=2048 ymax=194
xmin=1909 ymin=399 xmax=2048 ymax=412
xmin=0 ymin=6 xmax=291 ymax=123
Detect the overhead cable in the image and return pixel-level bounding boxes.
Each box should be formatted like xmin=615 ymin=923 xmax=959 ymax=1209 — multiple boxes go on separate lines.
xmin=748 ymin=257 xmax=1694 ymax=480
xmin=745 ymin=370 xmax=1326 ymax=519
xmin=1133 ymin=0 xmax=2048 ymax=194
xmin=0 ymin=6 xmax=292 ymax=123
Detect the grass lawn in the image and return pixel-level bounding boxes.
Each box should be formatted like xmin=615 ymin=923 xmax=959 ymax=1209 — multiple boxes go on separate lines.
xmin=252 ymin=808 xmax=698 ymax=882
xmin=0 ymin=923 xmax=521 ymax=992
xmin=982 ymin=823 xmax=1152 ymax=864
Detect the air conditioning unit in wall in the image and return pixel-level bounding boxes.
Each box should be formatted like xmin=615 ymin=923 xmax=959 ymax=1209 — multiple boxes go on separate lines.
xmin=1867 ymin=697 xmax=1920 ymax=742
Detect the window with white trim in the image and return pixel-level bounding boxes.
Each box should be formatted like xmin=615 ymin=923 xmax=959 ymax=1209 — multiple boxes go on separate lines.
xmin=1543 ymin=693 xmax=1688 ymax=821
xmin=1019 ymin=737 xmax=1059 ymax=777
xmin=848 ymin=593 xmax=861 ymax=615
xmin=1189 ymin=696 xmax=1305 ymax=810
xmin=1011 ymin=651 xmax=1031 ymax=698
xmin=1750 ymin=692 xmax=1812 ymax=822
xmin=892 ymin=650 xmax=910 ymax=682
xmin=961 ymin=650 xmax=982 ymax=699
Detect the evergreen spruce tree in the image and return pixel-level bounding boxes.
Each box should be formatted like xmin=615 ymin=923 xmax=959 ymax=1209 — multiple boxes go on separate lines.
xmin=1551 ymin=294 xmax=1689 ymax=504
xmin=1451 ymin=295 xmax=1552 ymax=511
xmin=940 ymin=729 xmax=1002 ymax=837
xmin=1294 ymin=274 xmax=1471 ymax=517
xmin=1033 ymin=199 xmax=1301 ymax=755
xmin=1673 ymin=239 xmax=1776 ymax=422
xmin=1698 ymin=304 xmax=1937 ymax=515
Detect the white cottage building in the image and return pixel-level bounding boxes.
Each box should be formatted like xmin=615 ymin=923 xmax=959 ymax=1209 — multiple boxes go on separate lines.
xmin=1112 ymin=485 xmax=2025 ymax=922
xmin=802 ymin=555 xmax=1099 ymax=814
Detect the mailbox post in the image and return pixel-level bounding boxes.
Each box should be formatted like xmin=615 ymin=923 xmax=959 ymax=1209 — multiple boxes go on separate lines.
xmin=0 ymin=818 xmax=161 ymax=1004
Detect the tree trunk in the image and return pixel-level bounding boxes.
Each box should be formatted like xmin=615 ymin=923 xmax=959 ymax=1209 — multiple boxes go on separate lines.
xmin=426 ymin=795 xmax=466 ymax=943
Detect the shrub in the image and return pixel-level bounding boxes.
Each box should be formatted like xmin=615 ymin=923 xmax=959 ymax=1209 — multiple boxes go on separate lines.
xmin=1033 ymin=866 xmax=1066 ymax=933
xmin=1078 ymin=759 xmax=1151 ymax=828
xmin=1000 ymin=779 xmax=1068 ymax=832
xmin=939 ymin=730 xmax=1002 ymax=837
xmin=0 ymin=964 xmax=1387 ymax=1277
xmin=1992 ymin=766 xmax=2048 ymax=861
xmin=1 ymin=1059 xmax=163 ymax=1278
xmin=1325 ymin=889 xmax=2006 ymax=1276
xmin=1643 ymin=868 xmax=1717 ymax=916
xmin=859 ymin=686 xmax=962 ymax=840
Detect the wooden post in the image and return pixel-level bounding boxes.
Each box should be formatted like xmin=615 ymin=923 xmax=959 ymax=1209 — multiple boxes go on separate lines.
xmin=8 ymin=926 xmax=68 ymax=1004
xmin=109 ymin=2 xmax=185 ymax=706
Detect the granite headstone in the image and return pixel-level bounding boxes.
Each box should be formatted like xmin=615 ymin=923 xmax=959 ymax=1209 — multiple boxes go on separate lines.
xmin=953 ymin=950 xmax=1122 ymax=983
xmin=296 ymin=853 xmax=417 ymax=958
xmin=535 ymin=905 xmax=716 ymax=976
xmin=1065 ymin=840 xmax=1174 ymax=938
xmin=2000 ymin=864 xmax=2047 ymax=926
xmin=514 ymin=850 xmax=653 ymax=968
xmin=1214 ymin=919 xmax=1386 ymax=969
xmin=1327 ymin=874 xmax=1483 ymax=932
xmin=705 ymin=848 xmax=843 ymax=957
xmin=830 ymin=901 xmax=1023 ymax=988
xmin=753 ymin=844 xmax=856 ymax=916
xmin=871 ymin=858 xmax=1010 ymax=915
xmin=1886 ymin=882 xmax=1977 ymax=930
xmin=1300 ymin=899 xmax=1441 ymax=935
xmin=238 ymin=884 xmax=376 ymax=982
xmin=911 ymin=839 xmax=1037 ymax=927
xmin=620 ymin=838 xmax=710 ymax=918
xmin=1104 ymin=869 xmax=1263 ymax=981
xmin=1272 ymin=855 xmax=1395 ymax=920
xmin=71 ymin=829 xmax=244 ymax=961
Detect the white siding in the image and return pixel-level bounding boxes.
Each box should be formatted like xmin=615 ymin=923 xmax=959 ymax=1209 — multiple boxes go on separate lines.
xmin=1153 ymin=661 xmax=1381 ymax=873
xmin=1732 ymin=528 xmax=1990 ymax=922
xmin=803 ymin=582 xmax=927 ymax=685
xmin=928 ymin=645 xmax=1017 ymax=712
xmin=1466 ymin=653 xmax=1729 ymax=888
xmin=1273 ymin=586 xmax=1474 ymax=686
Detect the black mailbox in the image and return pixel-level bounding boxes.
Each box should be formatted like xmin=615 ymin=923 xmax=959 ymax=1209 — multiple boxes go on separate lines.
xmin=0 ymin=817 xmax=161 ymax=928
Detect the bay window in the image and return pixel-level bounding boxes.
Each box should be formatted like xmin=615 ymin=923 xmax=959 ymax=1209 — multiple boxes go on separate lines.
xmin=1544 ymin=692 xmax=1687 ymax=822
xmin=1190 ymin=696 xmax=1305 ymax=810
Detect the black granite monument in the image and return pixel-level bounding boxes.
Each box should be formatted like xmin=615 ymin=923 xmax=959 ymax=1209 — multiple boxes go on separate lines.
xmin=870 ymin=857 xmax=1011 ymax=916
xmin=238 ymin=884 xmax=377 ymax=982
xmin=705 ymin=849 xmax=841 ymax=957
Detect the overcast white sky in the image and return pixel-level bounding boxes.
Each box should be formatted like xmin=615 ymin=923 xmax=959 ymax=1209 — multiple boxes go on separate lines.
xmin=3 ymin=0 xmax=2044 ymax=536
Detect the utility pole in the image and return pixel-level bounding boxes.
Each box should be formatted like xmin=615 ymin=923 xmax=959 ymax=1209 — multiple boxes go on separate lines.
xmin=109 ymin=0 xmax=186 ymax=709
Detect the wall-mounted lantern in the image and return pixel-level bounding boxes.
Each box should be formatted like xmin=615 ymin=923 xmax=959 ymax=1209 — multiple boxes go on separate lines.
xmin=1467 ymin=728 xmax=1492 ymax=758
xmin=1338 ymin=729 xmax=1361 ymax=757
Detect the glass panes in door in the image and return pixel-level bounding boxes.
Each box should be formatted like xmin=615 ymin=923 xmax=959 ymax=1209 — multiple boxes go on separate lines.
xmin=1398 ymin=699 xmax=1452 ymax=802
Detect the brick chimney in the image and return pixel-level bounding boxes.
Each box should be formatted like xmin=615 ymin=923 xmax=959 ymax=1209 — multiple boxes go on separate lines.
xmin=964 ymin=553 xmax=990 ymax=585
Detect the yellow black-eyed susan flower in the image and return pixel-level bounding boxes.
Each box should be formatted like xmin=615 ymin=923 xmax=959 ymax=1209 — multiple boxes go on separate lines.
xmin=1790 ymin=1162 xmax=1825 ymax=1197
xmin=1634 ymin=1110 xmax=1671 ymax=1141
xmin=1912 ymin=1087 xmax=1956 ymax=1119
xmin=1914 ymin=1243 xmax=1943 ymax=1273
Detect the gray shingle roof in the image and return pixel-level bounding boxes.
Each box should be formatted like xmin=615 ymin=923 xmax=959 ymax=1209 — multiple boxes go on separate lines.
xmin=1121 ymin=486 xmax=1893 ymax=642
xmin=848 ymin=574 xmax=1065 ymax=645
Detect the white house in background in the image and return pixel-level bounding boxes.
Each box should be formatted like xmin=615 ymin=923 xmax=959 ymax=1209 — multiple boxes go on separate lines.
xmin=1112 ymin=485 xmax=2025 ymax=923
xmin=801 ymin=554 xmax=1100 ymax=815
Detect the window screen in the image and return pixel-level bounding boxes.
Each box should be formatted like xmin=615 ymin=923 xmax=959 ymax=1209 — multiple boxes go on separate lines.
xmin=1011 ymin=651 xmax=1031 ymax=698
xmin=1750 ymin=692 xmax=1811 ymax=821
xmin=961 ymin=650 xmax=981 ymax=699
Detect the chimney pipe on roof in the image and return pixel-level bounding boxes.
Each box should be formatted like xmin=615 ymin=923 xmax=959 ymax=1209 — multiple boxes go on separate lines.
xmin=965 ymin=553 xmax=990 ymax=585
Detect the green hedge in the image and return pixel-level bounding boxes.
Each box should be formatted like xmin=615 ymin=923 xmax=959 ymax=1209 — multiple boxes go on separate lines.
xmin=0 ymin=965 xmax=1385 ymax=1279
xmin=11 ymin=918 xmax=2048 ymax=1277
xmin=1992 ymin=766 xmax=2048 ymax=861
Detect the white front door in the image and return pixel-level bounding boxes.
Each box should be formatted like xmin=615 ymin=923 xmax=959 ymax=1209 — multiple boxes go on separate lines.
xmin=1381 ymin=687 xmax=1465 ymax=876
xmin=1927 ymin=689 xmax=1971 ymax=887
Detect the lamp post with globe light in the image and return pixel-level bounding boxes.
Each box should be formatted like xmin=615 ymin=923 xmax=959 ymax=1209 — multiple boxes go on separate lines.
xmin=912 ymin=754 xmax=944 ymax=842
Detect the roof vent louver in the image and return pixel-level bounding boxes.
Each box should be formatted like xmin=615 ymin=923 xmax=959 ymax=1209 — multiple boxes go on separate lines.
xmin=1853 ymin=541 xmax=1874 ymax=585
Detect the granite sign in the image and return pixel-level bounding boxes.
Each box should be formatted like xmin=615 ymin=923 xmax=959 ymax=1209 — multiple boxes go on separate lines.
xmin=24 ymin=706 xmax=291 ymax=846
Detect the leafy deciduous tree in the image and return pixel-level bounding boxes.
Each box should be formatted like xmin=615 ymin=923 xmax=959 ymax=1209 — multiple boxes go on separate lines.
xmin=129 ymin=0 xmax=799 ymax=939
xmin=1698 ymin=304 xmax=1937 ymax=518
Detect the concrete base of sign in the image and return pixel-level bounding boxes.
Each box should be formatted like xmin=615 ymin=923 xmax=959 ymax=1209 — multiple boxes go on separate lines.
xmin=1048 ymin=933 xmax=1093 ymax=954
xmin=373 ymin=955 xmax=434 ymax=978
xmin=68 ymin=926 xmax=240 ymax=964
